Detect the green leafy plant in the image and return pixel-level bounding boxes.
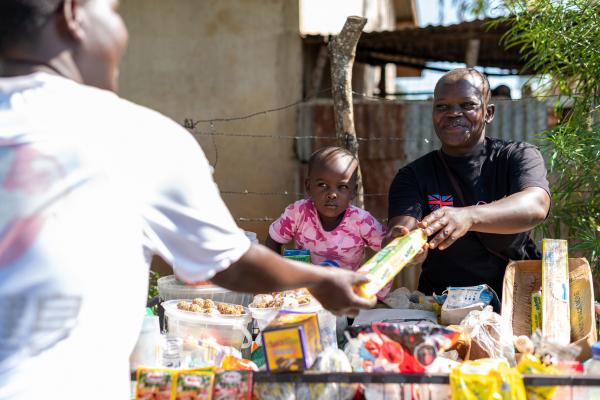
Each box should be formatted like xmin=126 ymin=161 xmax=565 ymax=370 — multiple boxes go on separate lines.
xmin=498 ymin=0 xmax=600 ymax=278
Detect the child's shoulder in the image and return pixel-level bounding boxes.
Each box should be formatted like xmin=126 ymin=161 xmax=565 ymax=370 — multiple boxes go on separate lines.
xmin=346 ymin=205 xmax=382 ymax=224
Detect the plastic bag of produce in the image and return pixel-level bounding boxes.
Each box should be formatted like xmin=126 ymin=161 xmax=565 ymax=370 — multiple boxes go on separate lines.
xmin=296 ymin=348 xmax=357 ymax=400
xmin=460 ymin=306 xmax=515 ymax=366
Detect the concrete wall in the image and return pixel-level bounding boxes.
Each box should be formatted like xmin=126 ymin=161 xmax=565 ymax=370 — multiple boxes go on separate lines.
xmin=118 ymin=0 xmax=303 ymax=249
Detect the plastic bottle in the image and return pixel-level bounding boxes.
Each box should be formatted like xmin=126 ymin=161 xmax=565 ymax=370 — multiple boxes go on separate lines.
xmin=354 ymin=228 xmax=427 ymax=298
xmin=584 ymin=342 xmax=600 ymax=396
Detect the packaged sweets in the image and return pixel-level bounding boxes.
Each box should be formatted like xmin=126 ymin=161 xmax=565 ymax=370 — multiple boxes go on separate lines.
xmin=283 ymin=249 xmax=311 ymax=263
xmin=517 ymin=353 xmax=559 ymax=400
xmin=173 ymin=369 xmax=214 ymax=400
xmin=136 ymin=368 xmax=175 ymax=400
xmin=531 ymin=291 xmax=542 ymax=334
xmin=450 ymin=358 xmax=526 ymax=400
xmin=213 ymin=370 xmax=252 ymax=400
xmin=354 ymin=229 xmax=427 ymax=298
xmin=262 ymin=311 xmax=322 ymax=372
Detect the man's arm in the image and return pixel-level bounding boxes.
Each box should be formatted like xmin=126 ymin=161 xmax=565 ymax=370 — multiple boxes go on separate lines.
xmin=420 ymin=187 xmax=550 ymax=250
xmin=265 ymin=235 xmax=283 ymax=254
xmin=211 ymin=244 xmax=376 ymax=315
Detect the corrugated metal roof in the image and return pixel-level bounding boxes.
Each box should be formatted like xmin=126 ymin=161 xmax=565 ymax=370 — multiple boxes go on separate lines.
xmin=304 ymin=17 xmax=527 ymax=73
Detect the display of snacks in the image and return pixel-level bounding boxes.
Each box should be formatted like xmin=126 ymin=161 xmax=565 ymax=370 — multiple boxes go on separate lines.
xmin=250 ymin=289 xmax=312 ymax=309
xmin=176 ymin=299 xmax=246 ymax=316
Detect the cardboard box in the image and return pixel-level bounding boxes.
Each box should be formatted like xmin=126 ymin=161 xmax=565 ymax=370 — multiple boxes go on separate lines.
xmin=502 ymin=258 xmax=597 ymax=360
xmin=262 ymin=311 xmax=321 ymax=372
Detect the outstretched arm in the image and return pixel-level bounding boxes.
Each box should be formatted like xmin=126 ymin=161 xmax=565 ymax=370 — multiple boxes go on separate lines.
xmin=420 ymin=187 xmax=550 ymax=250
xmin=265 ymin=235 xmax=283 ymax=254
xmin=211 ymin=244 xmax=376 ymax=315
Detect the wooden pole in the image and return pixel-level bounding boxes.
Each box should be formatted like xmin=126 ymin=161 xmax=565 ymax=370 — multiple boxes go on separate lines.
xmin=329 ymin=15 xmax=367 ymax=208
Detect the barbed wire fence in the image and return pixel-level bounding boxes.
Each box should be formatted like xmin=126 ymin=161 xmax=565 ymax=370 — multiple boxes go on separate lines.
xmin=183 ymin=90 xmax=562 ymax=225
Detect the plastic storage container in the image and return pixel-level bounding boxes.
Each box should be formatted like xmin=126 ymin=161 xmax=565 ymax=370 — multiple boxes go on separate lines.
xmin=162 ymin=299 xmax=252 ymax=350
xmin=157 ymin=275 xmax=253 ymax=306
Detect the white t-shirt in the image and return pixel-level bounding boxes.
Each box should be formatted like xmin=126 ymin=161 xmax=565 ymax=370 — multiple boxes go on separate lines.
xmin=0 ymin=73 xmax=250 ymax=399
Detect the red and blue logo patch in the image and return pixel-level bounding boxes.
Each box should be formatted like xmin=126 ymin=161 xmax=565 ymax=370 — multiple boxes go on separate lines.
xmin=428 ymin=194 xmax=454 ymax=211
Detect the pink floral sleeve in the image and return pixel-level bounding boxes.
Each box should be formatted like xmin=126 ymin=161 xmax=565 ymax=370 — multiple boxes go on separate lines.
xmin=268 ymin=203 xmax=298 ymax=244
xmin=359 ymin=211 xmax=386 ymax=251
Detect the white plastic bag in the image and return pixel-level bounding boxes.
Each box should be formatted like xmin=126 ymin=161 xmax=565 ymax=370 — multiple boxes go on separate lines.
xmin=460 ymin=306 xmax=516 ymax=366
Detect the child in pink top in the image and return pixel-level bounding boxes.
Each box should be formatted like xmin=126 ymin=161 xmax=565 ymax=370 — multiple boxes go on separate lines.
xmin=266 ymin=146 xmax=389 ymax=299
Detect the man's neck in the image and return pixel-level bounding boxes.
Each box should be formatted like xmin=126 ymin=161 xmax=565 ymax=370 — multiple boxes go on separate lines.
xmin=441 ymin=137 xmax=486 ymax=158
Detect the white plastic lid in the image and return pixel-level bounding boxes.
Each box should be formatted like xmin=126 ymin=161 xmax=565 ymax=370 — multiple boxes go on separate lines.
xmin=158 ymin=275 xmax=230 ymax=297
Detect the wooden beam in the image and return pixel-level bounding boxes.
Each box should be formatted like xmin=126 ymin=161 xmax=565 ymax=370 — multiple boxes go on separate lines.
xmin=465 ymin=38 xmax=480 ymax=68
xmin=329 ymin=16 xmax=367 ymax=208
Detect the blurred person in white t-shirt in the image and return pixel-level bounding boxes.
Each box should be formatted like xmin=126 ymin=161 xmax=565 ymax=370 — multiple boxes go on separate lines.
xmin=0 ymin=1 xmax=375 ymax=398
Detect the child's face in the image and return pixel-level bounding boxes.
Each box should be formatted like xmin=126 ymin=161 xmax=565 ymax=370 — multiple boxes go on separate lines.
xmin=305 ymin=155 xmax=357 ymax=221
xmin=432 ymin=76 xmax=494 ymax=154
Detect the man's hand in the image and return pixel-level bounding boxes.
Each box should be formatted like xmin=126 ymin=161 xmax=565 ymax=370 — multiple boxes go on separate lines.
xmin=309 ymin=268 xmax=376 ymax=317
xmin=384 ymin=222 xmax=428 ymax=265
xmin=418 ymin=207 xmax=474 ymax=250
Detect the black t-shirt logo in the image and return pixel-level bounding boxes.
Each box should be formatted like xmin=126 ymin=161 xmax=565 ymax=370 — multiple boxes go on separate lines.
xmin=427 ymin=194 xmax=454 ymax=211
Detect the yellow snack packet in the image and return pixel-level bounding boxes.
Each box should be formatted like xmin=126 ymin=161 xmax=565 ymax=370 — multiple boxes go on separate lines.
xmin=517 ymin=353 xmax=558 ymax=400
xmin=355 ymin=229 xmax=427 ymax=298
xmin=450 ymin=358 xmax=526 ymax=400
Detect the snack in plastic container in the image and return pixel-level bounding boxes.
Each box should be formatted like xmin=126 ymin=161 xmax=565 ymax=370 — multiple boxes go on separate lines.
xmin=162 ymin=300 xmax=252 ymax=350
xmin=354 ymin=229 xmax=427 ymax=299
xmin=248 ymin=289 xmax=314 ymax=331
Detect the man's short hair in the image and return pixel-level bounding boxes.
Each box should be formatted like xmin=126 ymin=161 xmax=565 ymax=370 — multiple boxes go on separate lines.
xmin=0 ymin=0 xmax=63 ymax=54
xmin=434 ymin=68 xmax=491 ymax=103
xmin=307 ymin=146 xmax=357 ymax=177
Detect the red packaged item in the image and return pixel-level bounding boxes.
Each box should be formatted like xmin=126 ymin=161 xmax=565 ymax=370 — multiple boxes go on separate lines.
xmin=136 ymin=368 xmax=175 ymax=400
xmin=213 ymin=370 xmax=252 ymax=400
xmin=173 ymin=369 xmax=215 ymax=400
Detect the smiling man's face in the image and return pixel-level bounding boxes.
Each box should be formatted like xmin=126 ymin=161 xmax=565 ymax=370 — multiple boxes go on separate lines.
xmin=432 ymin=74 xmax=494 ymax=156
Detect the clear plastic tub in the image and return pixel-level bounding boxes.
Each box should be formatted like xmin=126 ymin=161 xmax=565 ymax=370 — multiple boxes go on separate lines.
xmin=157 ymin=275 xmax=253 ymax=306
xmin=161 ymin=300 xmax=252 ymax=350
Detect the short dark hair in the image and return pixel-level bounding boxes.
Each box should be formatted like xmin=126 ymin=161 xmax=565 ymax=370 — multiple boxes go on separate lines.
xmin=0 ymin=0 xmax=63 ymax=55
xmin=435 ymin=68 xmax=491 ymax=103
xmin=307 ymin=146 xmax=357 ymax=177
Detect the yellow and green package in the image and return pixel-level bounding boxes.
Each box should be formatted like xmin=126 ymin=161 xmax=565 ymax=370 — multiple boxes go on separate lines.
xmin=449 ymin=358 xmax=526 ymax=400
xmin=517 ymin=353 xmax=558 ymax=400
xmin=531 ymin=291 xmax=542 ymax=334
xmin=355 ymin=228 xmax=427 ymax=298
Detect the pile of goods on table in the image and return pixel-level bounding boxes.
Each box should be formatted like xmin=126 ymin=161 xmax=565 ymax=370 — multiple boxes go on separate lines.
xmin=131 ymin=233 xmax=600 ymax=399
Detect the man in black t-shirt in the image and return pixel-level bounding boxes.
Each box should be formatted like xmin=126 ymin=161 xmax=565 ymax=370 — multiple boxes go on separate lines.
xmin=386 ymin=68 xmax=551 ymax=298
